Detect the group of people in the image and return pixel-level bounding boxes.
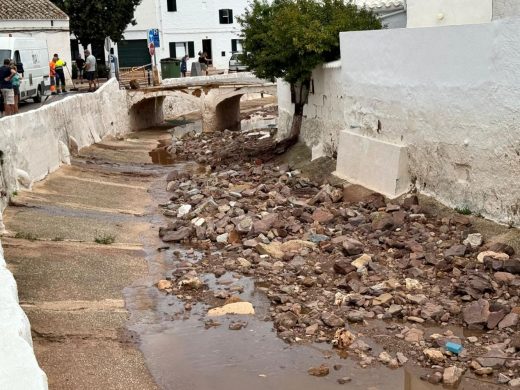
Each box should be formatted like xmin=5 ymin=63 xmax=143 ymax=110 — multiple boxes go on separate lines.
xmin=0 ymin=59 xmax=22 ymax=116
xmin=180 ymin=51 xmax=211 ymax=77
xmin=50 ymin=50 xmax=98 ymax=93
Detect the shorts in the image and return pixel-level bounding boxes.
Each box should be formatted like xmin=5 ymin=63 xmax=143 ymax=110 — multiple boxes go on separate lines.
xmin=13 ymin=86 xmax=20 ymax=96
xmin=85 ymin=71 xmax=95 ymax=81
xmin=201 ymin=63 xmax=208 ymax=71
xmin=1 ymin=89 xmax=14 ymax=105
xmin=78 ymin=69 xmax=84 ymax=77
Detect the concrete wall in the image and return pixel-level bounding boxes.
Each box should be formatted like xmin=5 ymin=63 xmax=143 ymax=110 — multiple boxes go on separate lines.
xmin=278 ymin=61 xmax=344 ymax=157
xmin=407 ymin=0 xmax=492 ymax=27
xmin=493 ymin=0 xmax=520 ymax=19
xmin=278 ymin=18 xmax=520 ymax=226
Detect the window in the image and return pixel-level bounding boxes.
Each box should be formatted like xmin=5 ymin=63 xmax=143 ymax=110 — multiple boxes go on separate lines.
xmin=169 ymin=42 xmax=195 ymax=58
xmin=219 ymin=9 xmax=233 ymax=24
xmin=231 ymin=39 xmax=243 ymax=53
xmin=167 ymin=0 xmax=177 ymax=12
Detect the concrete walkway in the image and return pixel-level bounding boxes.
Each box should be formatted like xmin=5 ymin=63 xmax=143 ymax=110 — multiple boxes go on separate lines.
xmin=2 ymin=130 xmax=170 ymax=389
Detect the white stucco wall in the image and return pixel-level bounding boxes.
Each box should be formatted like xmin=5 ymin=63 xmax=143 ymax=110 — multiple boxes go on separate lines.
xmin=493 ymin=0 xmax=520 ymax=19
xmin=407 ymin=0 xmax=492 ymax=27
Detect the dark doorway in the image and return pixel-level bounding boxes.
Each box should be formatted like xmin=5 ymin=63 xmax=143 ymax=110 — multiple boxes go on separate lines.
xmin=70 ymin=39 xmax=80 ymax=60
xmin=91 ymin=41 xmax=106 ymax=65
xmin=202 ymin=39 xmax=212 ymax=64
xmin=118 ymin=39 xmax=150 ymax=68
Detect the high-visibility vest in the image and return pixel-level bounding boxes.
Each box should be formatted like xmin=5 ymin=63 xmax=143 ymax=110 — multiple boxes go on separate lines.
xmin=49 ymin=61 xmax=56 ymax=77
xmin=55 ymin=59 xmax=65 ymax=71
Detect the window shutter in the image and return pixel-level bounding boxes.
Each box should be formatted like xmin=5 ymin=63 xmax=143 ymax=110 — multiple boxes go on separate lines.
xmin=167 ymin=0 xmax=176 ymax=12
xmin=229 ymin=9 xmax=233 ymax=24
xmin=188 ymin=42 xmax=195 ymax=58
xmin=219 ymin=9 xmax=225 ymax=24
xmin=231 ymin=39 xmax=237 ymax=52
xmin=169 ymin=42 xmax=177 ymax=58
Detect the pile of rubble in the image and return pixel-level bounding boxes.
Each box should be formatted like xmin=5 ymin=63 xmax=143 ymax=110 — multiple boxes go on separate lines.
xmin=156 ymin=129 xmax=520 ymax=387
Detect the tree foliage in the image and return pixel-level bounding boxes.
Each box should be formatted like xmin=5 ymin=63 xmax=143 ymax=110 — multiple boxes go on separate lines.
xmin=238 ymin=0 xmax=381 ymax=139
xmin=51 ymin=0 xmax=141 ymax=46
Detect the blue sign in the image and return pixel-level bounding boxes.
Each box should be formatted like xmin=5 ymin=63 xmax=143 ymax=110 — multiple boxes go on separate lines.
xmin=147 ymin=29 xmax=160 ymax=48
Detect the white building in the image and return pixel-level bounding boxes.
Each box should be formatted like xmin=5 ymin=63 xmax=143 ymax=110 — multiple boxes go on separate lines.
xmin=0 ymin=0 xmax=71 ymax=76
xmin=117 ymin=0 xmax=248 ymax=71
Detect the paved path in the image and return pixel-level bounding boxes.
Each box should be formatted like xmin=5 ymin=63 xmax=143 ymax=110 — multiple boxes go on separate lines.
xmin=2 ymin=130 xmax=169 ymax=389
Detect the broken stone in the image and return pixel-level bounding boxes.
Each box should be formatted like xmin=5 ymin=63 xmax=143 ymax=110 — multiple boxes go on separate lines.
xmin=307 ymin=364 xmax=329 ymax=377
xmin=321 ymin=312 xmax=345 ymax=328
xmin=177 ymin=204 xmax=192 ymax=218
xmin=178 ymin=276 xmax=204 ymax=290
xmin=423 ymin=349 xmax=445 ymax=363
xmin=378 ymin=351 xmax=392 ymax=365
xmin=396 ymin=352 xmax=408 ymax=365
xmin=333 ymin=259 xmax=356 ymax=275
xmin=216 ymin=233 xmax=229 ymax=243
xmin=463 ymin=233 xmax=483 ymax=248
xmin=443 ymin=366 xmax=464 ymax=386
xmin=373 ymin=293 xmax=392 ymax=306
xmin=404 ymin=328 xmax=424 ymax=343
xmin=312 ymin=208 xmax=334 ymax=224
xmin=207 ymin=302 xmax=255 ymax=317
xmin=405 ymin=278 xmax=422 ymax=290
xmin=463 ymin=299 xmax=490 ymax=326
xmin=162 ymin=226 xmax=193 ymax=242
xmin=341 ymin=237 xmax=364 ymax=256
xmin=157 ymin=280 xmax=173 ymax=290
xmin=371 ymin=212 xmax=394 ymax=231
xmin=445 ymin=244 xmax=467 ymax=257
xmin=498 ymin=313 xmax=519 ymax=329
xmin=477 ymin=350 xmax=507 ymax=368
xmin=494 ymin=272 xmax=516 ymax=284
xmin=477 ymin=251 xmax=509 ymax=263
xmin=337 ymin=377 xmax=352 ymax=385
xmin=332 ymin=329 xmax=356 ymax=349
xmin=351 ymin=254 xmax=372 ymax=271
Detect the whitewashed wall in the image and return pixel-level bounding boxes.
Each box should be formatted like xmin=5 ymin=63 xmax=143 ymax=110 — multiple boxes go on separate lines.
xmin=407 ymin=0 xmax=492 ymax=27
xmin=493 ymin=0 xmax=520 ymax=19
xmin=278 ymin=18 xmax=520 ymax=226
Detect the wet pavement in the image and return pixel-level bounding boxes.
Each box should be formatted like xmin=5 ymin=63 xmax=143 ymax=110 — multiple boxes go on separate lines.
xmin=2 ymin=117 xmax=508 ymax=389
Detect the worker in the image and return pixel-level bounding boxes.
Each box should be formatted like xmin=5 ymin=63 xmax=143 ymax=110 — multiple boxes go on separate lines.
xmin=49 ymin=55 xmax=57 ymax=95
xmin=54 ymin=54 xmax=67 ymax=94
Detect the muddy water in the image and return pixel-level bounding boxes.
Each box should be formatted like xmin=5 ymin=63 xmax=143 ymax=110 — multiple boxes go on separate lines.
xmin=125 ymin=125 xmax=443 ymax=390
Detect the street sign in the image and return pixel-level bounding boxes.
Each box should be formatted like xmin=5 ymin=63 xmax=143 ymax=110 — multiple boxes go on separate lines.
xmin=147 ymin=29 xmax=160 ymax=48
xmin=149 ymin=42 xmax=155 ymax=56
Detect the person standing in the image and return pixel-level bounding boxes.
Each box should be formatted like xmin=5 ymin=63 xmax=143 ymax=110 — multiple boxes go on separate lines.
xmin=198 ymin=52 xmax=209 ymax=76
xmin=180 ymin=55 xmax=188 ymax=77
xmin=76 ymin=55 xmax=85 ymax=84
xmin=54 ymin=54 xmax=67 ymax=94
xmin=0 ymin=59 xmax=16 ymax=116
xmin=84 ymin=50 xmax=97 ymax=92
xmin=49 ymin=55 xmax=57 ymax=94
xmin=10 ymin=64 xmax=21 ymax=114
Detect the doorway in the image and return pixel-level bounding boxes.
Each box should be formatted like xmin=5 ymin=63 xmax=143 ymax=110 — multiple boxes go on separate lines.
xmin=202 ymin=39 xmax=212 ymax=64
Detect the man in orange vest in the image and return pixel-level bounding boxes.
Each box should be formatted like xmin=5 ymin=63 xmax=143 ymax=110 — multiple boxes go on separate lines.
xmin=49 ymin=55 xmax=57 ymax=94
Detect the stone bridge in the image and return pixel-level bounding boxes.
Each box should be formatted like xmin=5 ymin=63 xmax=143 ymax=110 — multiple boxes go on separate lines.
xmin=126 ymin=73 xmax=276 ymax=132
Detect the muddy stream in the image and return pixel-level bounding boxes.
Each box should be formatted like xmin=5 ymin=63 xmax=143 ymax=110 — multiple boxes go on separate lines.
xmin=123 ymin=118 xmax=484 ymax=390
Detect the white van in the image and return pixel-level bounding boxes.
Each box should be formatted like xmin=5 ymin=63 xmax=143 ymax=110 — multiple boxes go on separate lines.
xmin=0 ymin=37 xmax=51 ymax=102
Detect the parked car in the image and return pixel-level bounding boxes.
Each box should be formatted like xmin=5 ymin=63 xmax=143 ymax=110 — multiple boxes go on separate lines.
xmin=229 ymin=53 xmax=248 ymax=72
xmin=0 ymin=37 xmax=51 ymax=102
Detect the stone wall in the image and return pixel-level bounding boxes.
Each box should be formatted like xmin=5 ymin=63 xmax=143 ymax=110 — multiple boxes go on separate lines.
xmin=278 ymin=18 xmax=520 ymax=226
xmin=0 ymin=79 xmax=129 ymax=389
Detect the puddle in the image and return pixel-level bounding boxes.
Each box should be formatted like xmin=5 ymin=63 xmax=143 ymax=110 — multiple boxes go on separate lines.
xmin=149 ymin=139 xmax=175 ymax=165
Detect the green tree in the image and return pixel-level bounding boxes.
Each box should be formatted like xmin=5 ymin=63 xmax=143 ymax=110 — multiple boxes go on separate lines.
xmin=51 ymin=0 xmax=141 ymax=47
xmin=238 ymin=0 xmax=381 ymax=140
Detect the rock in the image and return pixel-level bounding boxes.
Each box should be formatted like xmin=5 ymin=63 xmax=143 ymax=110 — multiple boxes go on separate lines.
xmin=443 ymin=366 xmax=464 ymax=386
xmin=463 ymin=299 xmax=490 ymax=326
xmin=402 ymin=194 xmax=419 ymax=210
xmin=216 ymin=233 xmax=229 ymax=243
xmin=349 ymin=339 xmax=371 ymax=352
xmin=229 ymin=321 xmax=247 ymax=330
xmin=477 ymin=350 xmax=507 ymax=368
xmin=421 ymin=302 xmax=444 ymax=320
xmin=237 ymin=257 xmax=252 ymax=269
xmin=371 ymin=212 xmax=394 ymax=231
xmin=332 ymin=329 xmax=356 ymax=349
xmin=309 ymin=234 xmax=329 ymax=244
xmin=333 ymin=259 xmax=356 ymax=275
xmin=477 ymin=250 xmax=509 ymax=263
xmin=346 ymin=310 xmax=365 ymax=323
xmin=321 ymin=312 xmax=345 ymax=327
xmin=427 ymin=372 xmax=443 ymax=384
xmin=337 ymin=377 xmax=352 ymax=384
xmin=474 ymin=367 xmax=493 ymax=376
xmin=396 ymin=352 xmax=408 ymax=365
xmin=511 ymin=378 xmax=520 ymax=387
xmin=503 ymin=259 xmax=520 ymax=274
xmin=308 ymin=364 xmax=329 ymax=377
xmin=424 ymin=348 xmax=445 ymax=363
xmin=177 ymin=204 xmax=192 ymax=218
xmin=252 ymin=213 xmax=277 ymax=234
xmin=342 ymin=238 xmax=364 ymax=256
xmin=157 ymin=280 xmax=173 ymax=290
xmin=162 ymin=226 xmax=193 ymax=242
xmin=487 ymin=242 xmax=515 ymax=256
xmin=275 ymin=312 xmax=299 ymax=329
xmin=373 ymin=293 xmax=392 ymax=306
xmin=494 ymin=272 xmax=516 ymax=284
xmin=498 ymin=313 xmax=519 ymax=329
xmin=305 ymin=323 xmax=319 ymax=336
xmin=312 ymin=208 xmax=335 ymax=224
xmin=388 ymin=304 xmax=403 ymax=316
xmin=351 ymin=254 xmax=372 ymax=271
xmin=256 ymin=242 xmax=284 ymax=259
xmin=378 ymin=351 xmax=392 ymax=364
xmin=404 ymin=328 xmax=424 ymax=343
xmin=498 ymin=373 xmax=511 ymax=384
xmin=463 ymin=233 xmax=483 ymax=248
xmin=487 ymin=310 xmax=507 ymax=329
xmin=236 ymin=216 xmax=253 ymax=233
xmin=445 ymin=244 xmax=467 ymax=257
xmin=467 ymin=336 xmax=478 ymax=343
xmin=407 ymin=294 xmax=428 ymax=305
xmin=405 ymin=278 xmax=422 ymax=290
xmin=208 ymin=302 xmax=255 ymax=316
xmin=178 ymin=276 xmax=204 ymax=290
xmin=407 ymin=316 xmax=425 ymax=323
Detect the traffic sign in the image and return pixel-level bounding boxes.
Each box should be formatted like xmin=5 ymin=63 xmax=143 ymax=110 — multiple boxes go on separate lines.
xmin=147 ymin=29 xmax=160 ymax=48
xmin=149 ymin=42 xmax=155 ymax=56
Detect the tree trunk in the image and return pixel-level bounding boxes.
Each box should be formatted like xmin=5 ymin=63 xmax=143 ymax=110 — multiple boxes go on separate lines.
xmin=276 ymin=79 xmax=310 ymax=151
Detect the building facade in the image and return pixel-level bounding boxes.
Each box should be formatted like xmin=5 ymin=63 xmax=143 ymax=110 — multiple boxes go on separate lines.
xmin=0 ymin=0 xmax=71 ymax=78
xmin=116 ymin=0 xmax=248 ymax=70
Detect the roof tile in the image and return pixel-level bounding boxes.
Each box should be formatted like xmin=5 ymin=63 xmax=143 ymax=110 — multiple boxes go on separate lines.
xmin=0 ymin=0 xmax=68 ymax=21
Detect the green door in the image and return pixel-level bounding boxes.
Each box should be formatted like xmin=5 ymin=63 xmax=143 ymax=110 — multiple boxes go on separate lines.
xmin=118 ymin=39 xmax=150 ymax=67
